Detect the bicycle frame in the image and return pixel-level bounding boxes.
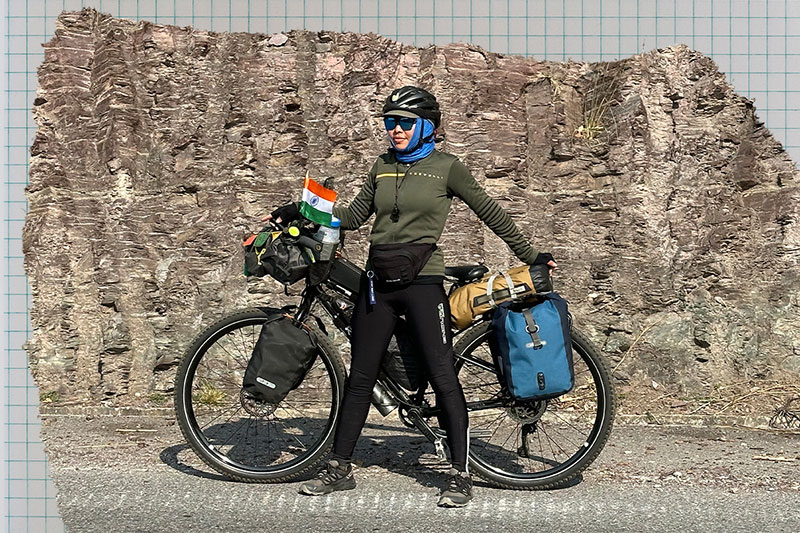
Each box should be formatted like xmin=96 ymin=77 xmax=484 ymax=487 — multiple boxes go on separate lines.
xmin=179 ymin=216 xmax=614 ymax=486
xmin=286 ymin=258 xmax=507 ymax=449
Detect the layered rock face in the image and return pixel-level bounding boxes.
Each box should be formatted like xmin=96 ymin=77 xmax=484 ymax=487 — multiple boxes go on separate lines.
xmin=23 ymin=9 xmax=799 ymax=406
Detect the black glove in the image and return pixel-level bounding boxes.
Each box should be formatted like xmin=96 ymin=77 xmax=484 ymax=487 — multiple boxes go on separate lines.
xmin=269 ymin=201 xmax=301 ymax=224
xmin=531 ymin=252 xmax=555 ymax=292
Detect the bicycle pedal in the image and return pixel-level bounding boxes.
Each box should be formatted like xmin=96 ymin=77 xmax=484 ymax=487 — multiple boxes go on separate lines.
xmin=434 ymin=438 xmax=448 ymax=462
xmin=417 ymin=454 xmax=450 ymax=469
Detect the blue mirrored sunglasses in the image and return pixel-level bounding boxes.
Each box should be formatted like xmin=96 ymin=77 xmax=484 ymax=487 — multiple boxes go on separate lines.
xmin=383 ymin=116 xmax=417 ymax=131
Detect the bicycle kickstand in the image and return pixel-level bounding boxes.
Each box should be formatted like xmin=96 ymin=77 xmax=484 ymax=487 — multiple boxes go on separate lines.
xmin=517 ymin=423 xmax=536 ymax=458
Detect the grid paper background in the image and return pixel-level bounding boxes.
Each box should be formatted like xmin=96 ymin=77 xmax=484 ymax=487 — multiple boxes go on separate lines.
xmin=2 ymin=1 xmax=799 ymax=531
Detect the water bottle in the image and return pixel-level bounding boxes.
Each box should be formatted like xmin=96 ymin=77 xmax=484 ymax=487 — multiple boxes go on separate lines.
xmin=314 ymin=217 xmax=340 ymax=261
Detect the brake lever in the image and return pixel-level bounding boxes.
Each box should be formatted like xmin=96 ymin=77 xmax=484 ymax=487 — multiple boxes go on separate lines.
xmin=265 ymin=218 xmax=284 ymax=231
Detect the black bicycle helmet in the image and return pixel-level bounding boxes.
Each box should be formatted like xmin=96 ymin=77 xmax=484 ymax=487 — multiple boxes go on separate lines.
xmin=382 ymin=86 xmax=441 ymax=128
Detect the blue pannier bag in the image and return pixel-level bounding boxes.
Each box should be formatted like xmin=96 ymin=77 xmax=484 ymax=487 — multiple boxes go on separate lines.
xmin=490 ymin=293 xmax=574 ymax=400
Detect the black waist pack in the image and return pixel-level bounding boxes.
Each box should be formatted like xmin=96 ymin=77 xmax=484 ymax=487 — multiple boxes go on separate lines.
xmin=367 ymin=243 xmax=437 ymax=287
xmin=242 ymin=314 xmax=318 ymax=404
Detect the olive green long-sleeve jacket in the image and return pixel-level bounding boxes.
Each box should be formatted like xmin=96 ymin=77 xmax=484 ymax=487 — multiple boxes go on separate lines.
xmin=332 ymin=149 xmax=539 ymax=277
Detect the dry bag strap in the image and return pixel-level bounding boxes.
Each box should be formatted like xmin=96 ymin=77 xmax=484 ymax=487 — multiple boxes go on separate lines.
xmin=486 ymin=274 xmax=498 ymax=308
xmin=474 ymin=271 xmax=520 ymax=308
xmin=522 ymin=308 xmax=546 ymax=349
xmin=502 ymin=272 xmax=516 ymax=301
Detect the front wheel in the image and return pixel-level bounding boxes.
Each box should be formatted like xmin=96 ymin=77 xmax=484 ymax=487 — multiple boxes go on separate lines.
xmin=174 ymin=308 xmax=346 ymax=483
xmin=454 ymin=322 xmax=616 ymax=490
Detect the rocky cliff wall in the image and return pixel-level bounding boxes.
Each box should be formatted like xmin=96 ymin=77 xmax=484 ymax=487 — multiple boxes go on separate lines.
xmin=23 ymin=9 xmax=799 ymax=408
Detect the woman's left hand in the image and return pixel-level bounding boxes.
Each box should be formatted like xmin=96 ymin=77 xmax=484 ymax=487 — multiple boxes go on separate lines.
xmin=263 ymin=202 xmax=301 ymax=225
xmin=533 ymin=252 xmax=557 ymax=276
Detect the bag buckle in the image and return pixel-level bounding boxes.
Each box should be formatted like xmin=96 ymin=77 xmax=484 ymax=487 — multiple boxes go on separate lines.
xmin=523 ymin=309 xmax=546 ymax=350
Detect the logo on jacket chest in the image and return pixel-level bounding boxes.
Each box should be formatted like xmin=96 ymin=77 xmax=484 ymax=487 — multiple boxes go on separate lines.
xmin=409 ymin=170 xmax=445 ymax=180
xmin=376 ymin=170 xmax=446 ymax=181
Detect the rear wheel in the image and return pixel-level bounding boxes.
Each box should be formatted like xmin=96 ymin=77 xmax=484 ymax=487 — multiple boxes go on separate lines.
xmin=174 ymin=308 xmax=345 ymax=482
xmin=454 ymin=321 xmax=615 ymax=489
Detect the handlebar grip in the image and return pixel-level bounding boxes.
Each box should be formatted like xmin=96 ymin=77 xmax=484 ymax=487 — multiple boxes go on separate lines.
xmin=296 ymin=235 xmax=322 ymax=253
xmin=530 ymin=264 xmax=553 ymax=293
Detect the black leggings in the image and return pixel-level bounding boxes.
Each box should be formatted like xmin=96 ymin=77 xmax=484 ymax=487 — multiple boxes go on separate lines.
xmin=331 ymin=276 xmax=470 ymax=471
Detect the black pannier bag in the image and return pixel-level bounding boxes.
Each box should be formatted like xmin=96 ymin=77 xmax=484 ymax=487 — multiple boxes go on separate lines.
xmin=242 ymin=314 xmax=319 ymax=403
xmin=382 ymin=317 xmax=427 ymax=391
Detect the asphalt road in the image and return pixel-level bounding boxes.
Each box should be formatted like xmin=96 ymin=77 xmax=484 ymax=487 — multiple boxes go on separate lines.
xmin=41 ymin=413 xmax=800 ymax=533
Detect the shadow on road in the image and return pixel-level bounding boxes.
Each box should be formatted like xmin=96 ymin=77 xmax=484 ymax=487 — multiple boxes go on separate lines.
xmin=159 ymin=442 xmax=234 ymax=482
xmin=160 ymin=419 xmax=582 ymax=491
xmin=356 ymin=426 xmax=583 ymax=490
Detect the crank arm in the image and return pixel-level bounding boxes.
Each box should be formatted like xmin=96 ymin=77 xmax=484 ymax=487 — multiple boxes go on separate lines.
xmin=403 ymin=408 xmax=440 ymax=443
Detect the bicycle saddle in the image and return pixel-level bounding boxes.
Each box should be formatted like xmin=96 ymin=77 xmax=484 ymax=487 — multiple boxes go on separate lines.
xmin=444 ymin=264 xmax=489 ymax=282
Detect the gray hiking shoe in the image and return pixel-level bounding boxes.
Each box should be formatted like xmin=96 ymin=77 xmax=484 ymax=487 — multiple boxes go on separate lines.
xmin=437 ymin=468 xmax=473 ymax=507
xmin=298 ymin=459 xmax=356 ymax=496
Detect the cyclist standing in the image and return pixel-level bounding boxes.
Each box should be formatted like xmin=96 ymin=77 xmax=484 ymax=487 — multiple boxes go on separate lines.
xmin=267 ymin=86 xmax=556 ymax=507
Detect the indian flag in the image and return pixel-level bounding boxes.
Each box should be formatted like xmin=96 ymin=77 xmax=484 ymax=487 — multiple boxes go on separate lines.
xmin=300 ymin=175 xmax=338 ymax=226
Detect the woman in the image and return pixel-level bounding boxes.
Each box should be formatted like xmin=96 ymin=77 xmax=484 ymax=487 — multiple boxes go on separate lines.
xmin=268 ymin=86 xmax=556 ymax=507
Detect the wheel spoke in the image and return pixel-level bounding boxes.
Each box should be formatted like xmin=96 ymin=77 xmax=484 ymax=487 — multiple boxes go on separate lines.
xmin=196 ymin=402 xmax=242 ymax=431
xmin=207 ymin=404 xmax=246 ymax=438
xmin=543 ymin=409 xmax=591 ymax=445
xmin=176 ymin=312 xmax=343 ymax=480
xmin=214 ymin=335 xmax=250 ymax=369
xmin=195 ymin=363 xmax=241 ymax=389
xmin=272 ymin=409 xmax=309 ymax=451
xmin=215 ymin=410 xmax=253 ymax=450
xmin=453 ymin=322 xmax=614 ymax=486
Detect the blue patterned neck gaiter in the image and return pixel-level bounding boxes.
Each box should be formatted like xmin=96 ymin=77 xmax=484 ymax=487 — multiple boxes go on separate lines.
xmin=387 ymin=117 xmax=436 ymax=163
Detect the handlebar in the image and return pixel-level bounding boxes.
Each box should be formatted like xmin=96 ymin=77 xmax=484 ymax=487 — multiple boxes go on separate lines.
xmin=296 ymin=235 xmax=322 ymax=251
xmin=259 ymin=215 xmax=333 ymax=260
xmin=260 ymin=211 xmax=347 ymax=261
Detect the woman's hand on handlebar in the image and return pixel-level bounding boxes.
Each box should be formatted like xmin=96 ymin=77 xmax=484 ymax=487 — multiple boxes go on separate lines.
xmin=261 ymin=213 xmax=281 ymax=226
xmin=533 ymin=252 xmax=558 ymax=276
xmin=263 ymin=202 xmax=301 ymax=226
